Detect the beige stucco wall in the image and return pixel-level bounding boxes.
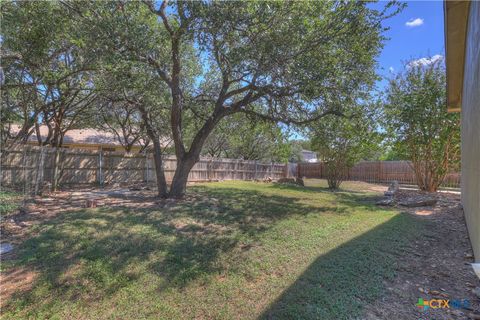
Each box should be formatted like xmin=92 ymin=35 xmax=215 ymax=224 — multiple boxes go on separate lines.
xmin=461 ymin=1 xmax=480 ymax=262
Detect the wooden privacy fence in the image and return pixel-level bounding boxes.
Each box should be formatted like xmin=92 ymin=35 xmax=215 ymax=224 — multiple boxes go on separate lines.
xmin=297 ymin=161 xmax=460 ymax=188
xmin=0 ymin=146 xmax=287 ymax=193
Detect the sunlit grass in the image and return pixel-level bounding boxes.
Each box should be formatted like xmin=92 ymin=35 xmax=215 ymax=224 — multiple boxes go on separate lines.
xmin=0 ymin=190 xmax=21 ymax=216
xmin=2 ymin=181 xmax=420 ymax=320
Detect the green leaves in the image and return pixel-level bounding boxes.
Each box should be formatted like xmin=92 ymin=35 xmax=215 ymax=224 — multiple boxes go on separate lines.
xmin=203 ymin=114 xmax=291 ymax=162
xmin=310 ymin=102 xmax=382 ymax=189
xmin=1 ymin=1 xmax=99 ymax=148
xmin=2 ymin=0 xmax=402 ymax=191
xmin=383 ymin=59 xmax=460 ymax=191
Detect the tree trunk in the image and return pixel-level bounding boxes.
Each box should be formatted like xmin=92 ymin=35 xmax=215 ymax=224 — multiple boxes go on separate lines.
xmin=152 ymin=138 xmax=168 ymax=198
xmin=51 ymin=128 xmax=65 ymax=192
xmin=169 ymin=155 xmax=197 ymax=198
xmin=168 ymin=112 xmax=224 ymax=198
xmin=52 ymin=146 xmax=60 ymax=192
xmin=137 ymin=105 xmax=168 ymax=198
xmin=412 ymin=160 xmax=440 ymax=192
xmin=327 ymin=178 xmax=340 ymax=190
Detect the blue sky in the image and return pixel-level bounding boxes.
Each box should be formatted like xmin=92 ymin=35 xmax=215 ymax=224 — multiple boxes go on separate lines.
xmin=374 ymin=0 xmax=445 ymax=89
xmin=291 ymin=1 xmax=445 ymax=140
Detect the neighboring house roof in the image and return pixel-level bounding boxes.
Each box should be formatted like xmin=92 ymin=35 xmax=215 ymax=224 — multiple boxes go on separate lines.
xmin=444 ymin=1 xmax=470 ymax=112
xmin=301 ymin=150 xmax=317 ymax=156
xmin=301 ymin=150 xmax=318 ymax=162
xmin=9 ymin=125 xmax=147 ymax=147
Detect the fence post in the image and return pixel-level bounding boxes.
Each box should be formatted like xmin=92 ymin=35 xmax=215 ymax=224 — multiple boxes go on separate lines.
xmin=22 ymin=145 xmax=28 ymax=203
xmin=241 ymin=160 xmax=244 ymax=180
xmin=145 ymin=152 xmax=149 ymax=184
xmin=233 ymin=160 xmax=237 ymax=180
xmin=34 ymin=147 xmax=46 ymax=196
xmin=376 ymin=161 xmax=379 ymax=183
xmin=208 ymin=158 xmax=213 ymax=180
xmin=98 ymin=149 xmax=104 ymax=188
xmin=380 ymin=161 xmax=384 ymax=183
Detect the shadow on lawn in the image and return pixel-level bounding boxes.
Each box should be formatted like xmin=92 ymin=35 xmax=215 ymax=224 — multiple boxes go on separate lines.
xmin=268 ymin=183 xmax=384 ymax=211
xmin=269 ymin=182 xmax=379 ymax=195
xmin=4 ymin=184 xmax=399 ymax=317
xmin=5 ymin=186 xmax=343 ymax=306
xmin=259 ymin=213 xmax=419 ymax=320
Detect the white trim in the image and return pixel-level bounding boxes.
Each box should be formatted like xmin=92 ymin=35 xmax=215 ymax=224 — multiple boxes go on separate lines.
xmin=472 ymin=263 xmax=480 ymax=279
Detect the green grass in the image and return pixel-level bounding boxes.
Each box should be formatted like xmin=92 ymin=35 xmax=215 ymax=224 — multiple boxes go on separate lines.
xmin=0 ymin=190 xmax=21 ymax=216
xmin=2 ymin=180 xmax=422 ymax=320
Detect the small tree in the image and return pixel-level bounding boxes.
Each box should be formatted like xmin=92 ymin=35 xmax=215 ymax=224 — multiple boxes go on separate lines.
xmin=384 ymin=59 xmax=460 ymax=192
xmin=311 ymin=105 xmax=380 ymax=189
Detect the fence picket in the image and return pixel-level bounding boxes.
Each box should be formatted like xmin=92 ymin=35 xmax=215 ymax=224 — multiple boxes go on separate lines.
xmin=297 ymin=161 xmax=460 ymax=188
xmin=0 ymin=146 xmax=288 ymax=192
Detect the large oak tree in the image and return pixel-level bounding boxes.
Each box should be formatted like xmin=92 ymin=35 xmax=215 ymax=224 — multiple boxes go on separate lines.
xmin=32 ymin=0 xmax=400 ymax=197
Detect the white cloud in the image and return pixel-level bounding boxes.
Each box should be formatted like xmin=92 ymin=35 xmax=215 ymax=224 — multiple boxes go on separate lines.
xmin=405 ymin=18 xmax=424 ymax=27
xmin=388 ymin=66 xmax=395 ymax=73
xmin=408 ymin=54 xmax=443 ymax=67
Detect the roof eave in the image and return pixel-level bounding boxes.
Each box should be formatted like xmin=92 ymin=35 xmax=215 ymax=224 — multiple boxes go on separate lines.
xmin=444 ymin=1 xmax=471 ymax=113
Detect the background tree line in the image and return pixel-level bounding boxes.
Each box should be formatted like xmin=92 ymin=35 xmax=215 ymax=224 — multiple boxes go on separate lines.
xmin=1 ymin=1 xmax=458 ymax=195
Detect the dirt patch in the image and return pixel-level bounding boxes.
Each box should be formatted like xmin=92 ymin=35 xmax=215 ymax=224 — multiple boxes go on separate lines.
xmin=169 ymin=217 xmax=230 ymax=236
xmin=365 ymin=190 xmax=480 ymax=319
xmin=0 ymin=267 xmax=38 ymax=308
xmin=0 ymin=187 xmax=162 ymax=245
xmin=344 ymin=180 xmax=389 ymax=193
xmin=0 ymin=186 xmax=222 ymax=250
xmin=0 ymin=186 xmax=212 ymax=307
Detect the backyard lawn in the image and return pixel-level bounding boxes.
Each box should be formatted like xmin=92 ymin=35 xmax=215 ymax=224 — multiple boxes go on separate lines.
xmin=0 ymin=191 xmax=21 ymax=216
xmin=1 ymin=181 xmax=421 ymax=319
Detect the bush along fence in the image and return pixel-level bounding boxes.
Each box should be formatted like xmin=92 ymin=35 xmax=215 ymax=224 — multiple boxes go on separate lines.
xmin=0 ymin=146 xmax=288 ymax=194
xmin=297 ymin=161 xmax=460 ymax=189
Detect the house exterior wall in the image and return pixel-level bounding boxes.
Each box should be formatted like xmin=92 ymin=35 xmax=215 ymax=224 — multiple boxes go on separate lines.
xmin=461 ymin=1 xmax=480 ymax=262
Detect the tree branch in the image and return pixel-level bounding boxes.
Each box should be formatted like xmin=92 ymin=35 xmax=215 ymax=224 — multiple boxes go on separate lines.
xmin=240 ymin=109 xmax=348 ymax=126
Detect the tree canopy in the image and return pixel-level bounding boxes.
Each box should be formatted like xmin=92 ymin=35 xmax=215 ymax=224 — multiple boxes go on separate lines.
xmin=383 ymin=59 xmax=460 ymax=192
xmin=1 ymin=1 xmax=97 ymax=148
xmin=86 ymin=0 xmax=399 ymax=196
xmin=1 ymin=0 xmax=402 ymax=197
xmin=203 ymin=114 xmax=291 ymax=162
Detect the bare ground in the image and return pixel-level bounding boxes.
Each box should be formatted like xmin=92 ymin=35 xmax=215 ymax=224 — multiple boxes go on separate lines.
xmin=364 ymin=189 xmax=480 ymax=320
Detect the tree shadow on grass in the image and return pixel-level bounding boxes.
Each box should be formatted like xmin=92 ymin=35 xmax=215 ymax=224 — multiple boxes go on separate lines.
xmin=4 ymin=184 xmax=361 ymax=315
xmin=268 ymin=182 xmax=379 ymax=196
xmin=267 ymin=183 xmax=386 ymax=214
xmin=258 ymin=213 xmax=420 ymax=320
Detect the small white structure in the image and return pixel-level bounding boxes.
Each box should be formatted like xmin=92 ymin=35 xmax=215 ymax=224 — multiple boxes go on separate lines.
xmin=301 ymin=150 xmax=318 ymax=163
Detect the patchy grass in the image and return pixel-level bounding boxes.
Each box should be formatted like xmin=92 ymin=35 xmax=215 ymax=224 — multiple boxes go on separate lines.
xmin=1 ymin=181 xmax=421 ymax=319
xmin=0 ymin=191 xmax=21 ymax=216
